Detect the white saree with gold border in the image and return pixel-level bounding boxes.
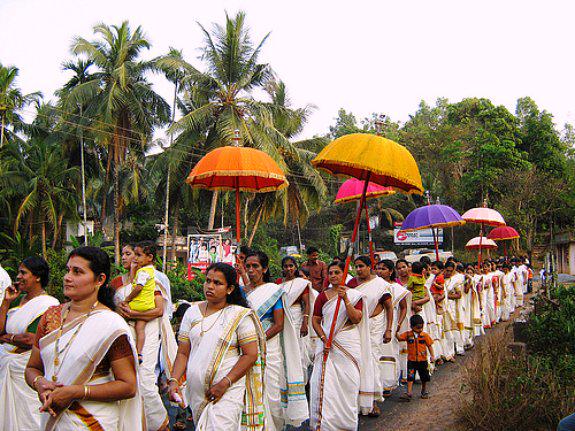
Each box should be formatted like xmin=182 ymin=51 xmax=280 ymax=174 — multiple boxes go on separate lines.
xmin=0 ymin=294 xmax=59 ymax=431
xmin=39 ymin=309 xmax=142 ymax=431
xmin=309 ymin=288 xmax=374 ymax=431
xmin=280 ymin=277 xmax=313 ymax=385
xmin=179 ymin=303 xmax=268 ymax=431
xmin=379 ymin=281 xmax=410 ymax=392
xmin=114 ymin=281 xmax=170 ymax=431
xmin=356 ymin=276 xmax=391 ymax=402
xmin=246 ymin=282 xmax=308 ymax=429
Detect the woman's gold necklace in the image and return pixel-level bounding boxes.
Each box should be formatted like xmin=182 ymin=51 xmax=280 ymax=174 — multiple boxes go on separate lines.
xmin=199 ymin=303 xmax=225 ymax=337
xmin=52 ymin=301 xmax=99 ymax=382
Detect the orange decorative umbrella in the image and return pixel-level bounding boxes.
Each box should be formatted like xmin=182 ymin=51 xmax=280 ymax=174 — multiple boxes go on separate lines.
xmin=312 ymin=133 xmax=423 ymax=428
xmin=335 ymin=178 xmax=395 ymax=267
xmin=186 ymin=131 xmax=288 ymax=243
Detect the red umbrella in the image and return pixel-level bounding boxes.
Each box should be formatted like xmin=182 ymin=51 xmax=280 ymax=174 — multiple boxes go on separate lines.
xmin=488 ymin=226 xmax=519 ymax=259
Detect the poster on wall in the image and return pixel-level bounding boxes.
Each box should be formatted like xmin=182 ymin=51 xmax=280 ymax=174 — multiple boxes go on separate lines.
xmin=187 ymin=234 xmax=235 ymax=280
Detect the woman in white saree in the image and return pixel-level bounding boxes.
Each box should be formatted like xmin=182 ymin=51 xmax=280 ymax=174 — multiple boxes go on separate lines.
xmin=375 ymin=259 xmax=410 ymax=395
xmin=310 ymin=261 xmax=373 ymax=431
xmin=168 ymin=262 xmax=267 ymax=431
xmin=278 ymin=256 xmax=312 ymax=383
xmin=25 ymin=246 xmax=141 ymax=431
xmin=0 ymin=256 xmax=59 ymax=431
xmin=352 ymin=255 xmax=393 ymax=416
xmin=243 ymin=251 xmax=308 ymax=429
xmin=112 ymin=244 xmax=175 ymax=431
xmin=480 ymin=261 xmax=496 ymax=329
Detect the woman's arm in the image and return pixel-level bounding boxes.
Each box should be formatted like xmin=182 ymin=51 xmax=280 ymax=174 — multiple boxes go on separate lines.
xmin=382 ymin=295 xmax=393 ymax=342
xmin=0 ymin=287 xmax=19 ymax=335
xmin=300 ymin=291 xmax=310 ymax=336
xmin=397 ymin=297 xmax=407 ymax=331
xmin=342 ymin=293 xmax=362 ymax=324
xmin=265 ymin=308 xmax=284 ymax=340
xmin=40 ymin=354 xmax=137 ymax=417
xmin=118 ymin=295 xmax=165 ymax=322
xmin=0 ymin=332 xmax=35 ymax=349
xmin=413 ymin=290 xmax=430 ymax=306
xmin=448 ymin=288 xmax=462 ymax=300
xmin=168 ymin=339 xmax=191 ymax=401
xmin=312 ymin=315 xmax=324 ymax=340
xmin=206 ymin=340 xmax=259 ymax=403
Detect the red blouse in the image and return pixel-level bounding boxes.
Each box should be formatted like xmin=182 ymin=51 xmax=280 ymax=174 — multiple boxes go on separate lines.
xmin=313 ymin=291 xmax=363 ymax=317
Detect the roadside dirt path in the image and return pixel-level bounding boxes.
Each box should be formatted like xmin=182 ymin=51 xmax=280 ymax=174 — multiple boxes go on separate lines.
xmin=359 ymin=305 xmax=526 ymax=431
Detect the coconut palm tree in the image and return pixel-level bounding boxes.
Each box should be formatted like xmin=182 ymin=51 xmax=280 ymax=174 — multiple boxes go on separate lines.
xmin=61 ymin=21 xmax=171 ymax=262
xmin=10 ymin=104 xmax=79 ymax=256
xmin=170 ymin=11 xmax=301 ymax=230
xmin=0 ymin=63 xmax=41 ymax=146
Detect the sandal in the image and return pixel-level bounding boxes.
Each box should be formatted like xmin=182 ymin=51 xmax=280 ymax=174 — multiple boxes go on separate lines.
xmin=368 ymin=405 xmax=381 ymax=417
xmin=399 ymin=393 xmax=412 ymax=402
xmin=421 ymin=391 xmax=430 ymax=399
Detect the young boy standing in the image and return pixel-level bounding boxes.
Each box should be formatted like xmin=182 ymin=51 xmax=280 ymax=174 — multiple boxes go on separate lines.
xmin=397 ymin=314 xmax=435 ymax=400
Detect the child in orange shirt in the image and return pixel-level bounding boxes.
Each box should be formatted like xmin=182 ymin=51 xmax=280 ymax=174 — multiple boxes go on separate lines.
xmin=397 ymin=314 xmax=435 ymax=400
xmin=430 ymin=261 xmax=445 ymax=315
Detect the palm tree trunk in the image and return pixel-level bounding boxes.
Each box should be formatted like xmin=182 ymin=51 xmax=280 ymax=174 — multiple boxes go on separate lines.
xmin=207 ymin=190 xmax=219 ymax=230
xmin=41 ymin=220 xmax=47 ymax=259
xmin=52 ymin=213 xmax=64 ymax=249
xmin=113 ymin=161 xmax=121 ymax=264
xmin=170 ymin=201 xmax=180 ymax=262
xmin=101 ymin=151 xmax=112 ymax=229
xmin=1 ymin=114 xmax=5 ymax=147
xmin=247 ymin=205 xmax=264 ymax=246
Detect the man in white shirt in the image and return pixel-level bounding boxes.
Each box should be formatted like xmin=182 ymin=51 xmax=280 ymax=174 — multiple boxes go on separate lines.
xmin=518 ymin=262 xmax=529 ymax=294
xmin=0 ymin=263 xmax=11 ymax=301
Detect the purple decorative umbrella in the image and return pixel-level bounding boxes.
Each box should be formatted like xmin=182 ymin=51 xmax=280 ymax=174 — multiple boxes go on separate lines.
xmin=400 ymin=204 xmax=465 ymax=260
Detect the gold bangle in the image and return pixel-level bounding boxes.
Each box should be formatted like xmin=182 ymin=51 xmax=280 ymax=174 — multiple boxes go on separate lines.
xmin=167 ymin=377 xmax=179 ymax=385
xmin=83 ymin=385 xmax=89 ymax=399
xmin=10 ymin=334 xmax=15 ymax=343
xmin=33 ymin=375 xmax=43 ymax=389
xmin=223 ymin=376 xmax=233 ymax=387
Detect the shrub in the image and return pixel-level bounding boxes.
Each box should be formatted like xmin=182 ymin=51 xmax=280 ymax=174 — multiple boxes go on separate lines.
xmin=460 ymin=289 xmax=575 ymax=431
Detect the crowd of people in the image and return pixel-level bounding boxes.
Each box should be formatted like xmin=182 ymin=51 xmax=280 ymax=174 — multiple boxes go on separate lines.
xmin=0 ymin=242 xmax=532 ymax=431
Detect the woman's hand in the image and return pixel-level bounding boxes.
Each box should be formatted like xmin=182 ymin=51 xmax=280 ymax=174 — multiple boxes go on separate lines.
xmin=168 ymin=380 xmax=181 ymax=403
xmin=117 ymin=302 xmax=133 ymax=319
xmin=3 ymin=284 xmax=20 ymax=304
xmin=335 ymin=285 xmax=347 ymax=300
xmin=383 ymin=329 xmax=392 ymax=343
xmin=206 ymin=379 xmax=229 ymax=403
xmin=300 ymin=319 xmax=309 ymax=337
xmin=40 ymin=385 xmax=81 ymax=417
xmin=35 ymin=377 xmax=63 ymax=405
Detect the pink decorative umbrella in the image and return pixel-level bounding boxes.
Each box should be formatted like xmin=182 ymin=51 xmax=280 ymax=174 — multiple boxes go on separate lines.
xmin=335 ymin=179 xmax=395 ymax=267
xmin=334 ymin=178 xmax=395 ymax=203
xmin=465 ymin=237 xmax=498 ymax=250
xmin=462 ymin=202 xmax=505 ymax=265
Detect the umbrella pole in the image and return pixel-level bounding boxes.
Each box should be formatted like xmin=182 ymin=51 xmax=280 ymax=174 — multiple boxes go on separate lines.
xmin=504 ymin=242 xmax=508 ymax=261
xmin=478 ymin=223 xmax=484 ymax=266
xmin=235 ymin=186 xmax=241 ymax=244
xmin=317 ymin=175 xmax=370 ymax=431
xmin=364 ymin=202 xmax=375 ymax=269
xmin=432 ymin=226 xmax=440 ymax=261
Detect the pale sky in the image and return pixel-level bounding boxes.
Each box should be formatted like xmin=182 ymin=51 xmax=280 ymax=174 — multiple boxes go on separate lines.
xmin=2 ymin=0 xmax=575 ymax=139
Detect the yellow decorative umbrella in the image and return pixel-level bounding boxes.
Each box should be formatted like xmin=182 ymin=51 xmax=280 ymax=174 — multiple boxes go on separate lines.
xmin=311 ymin=133 xmax=422 ymax=429
xmin=313 ymin=133 xmax=424 ymax=194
